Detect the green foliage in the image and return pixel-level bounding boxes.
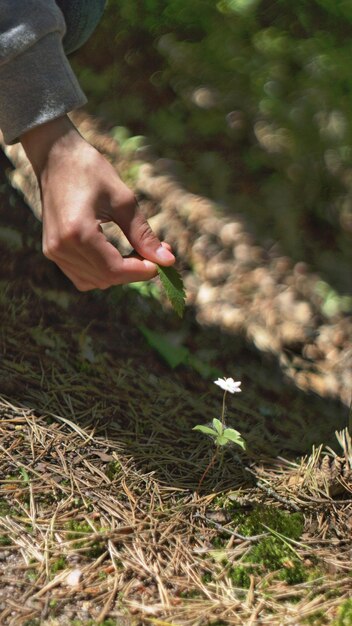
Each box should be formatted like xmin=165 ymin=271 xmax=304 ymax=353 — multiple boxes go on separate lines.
xmin=139 ymin=325 xmax=221 ymax=378
xmin=105 ymin=460 xmax=121 ymax=480
xmin=333 ymin=599 xmax=352 ymax=626
xmin=232 ymin=506 xmax=304 ymax=539
xmin=157 ymin=265 xmax=186 ymax=318
xmin=19 ymin=466 xmax=30 ymax=483
xmin=211 ymin=506 xmax=309 ymax=587
xmin=51 ymin=555 xmax=67 ymax=574
xmin=228 ymin=564 xmax=251 ymax=588
xmin=139 ymin=325 xmax=188 ymax=367
xmin=66 ymin=520 xmax=106 ymax=558
xmin=0 ymin=535 xmax=12 ymax=546
xmin=193 ymin=418 xmax=246 ymax=449
xmin=74 ymin=0 xmax=352 ymax=291
xmin=70 ymin=617 xmax=118 ymax=626
xmin=0 ymin=498 xmax=11 ymax=516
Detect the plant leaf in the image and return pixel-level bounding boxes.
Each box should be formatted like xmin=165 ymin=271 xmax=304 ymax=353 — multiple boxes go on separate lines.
xmin=193 ymin=425 xmax=217 ymax=436
xmin=187 ymin=354 xmax=222 ymax=380
xmin=139 ymin=326 xmax=189 ymax=368
xmin=212 ymin=418 xmax=223 ymax=435
xmin=19 ymin=467 xmax=30 ymax=483
xmin=157 ymin=265 xmax=186 ymax=318
xmin=223 ymin=428 xmax=246 ymax=449
xmin=216 ymin=435 xmax=229 ymax=446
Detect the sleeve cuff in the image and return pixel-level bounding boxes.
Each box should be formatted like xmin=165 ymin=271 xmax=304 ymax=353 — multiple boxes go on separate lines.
xmin=0 ymin=31 xmax=87 ymax=144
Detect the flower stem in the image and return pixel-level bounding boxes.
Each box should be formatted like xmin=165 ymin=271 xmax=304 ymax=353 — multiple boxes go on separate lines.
xmin=197 ymin=450 xmax=218 ymax=491
xmin=221 ymin=390 xmax=227 ymax=426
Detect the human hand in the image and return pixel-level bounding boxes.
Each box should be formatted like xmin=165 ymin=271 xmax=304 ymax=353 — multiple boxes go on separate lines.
xmin=20 ymin=116 xmax=175 ymax=291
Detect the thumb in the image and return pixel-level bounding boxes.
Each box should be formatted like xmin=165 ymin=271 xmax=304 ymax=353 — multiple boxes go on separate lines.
xmin=112 ymin=194 xmax=176 ymax=266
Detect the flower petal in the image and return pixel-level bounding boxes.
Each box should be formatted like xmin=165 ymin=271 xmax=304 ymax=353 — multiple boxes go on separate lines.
xmin=214 ymin=377 xmax=242 ymax=394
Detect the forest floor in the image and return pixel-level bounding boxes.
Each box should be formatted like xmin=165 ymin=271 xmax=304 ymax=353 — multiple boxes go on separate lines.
xmin=0 ymin=115 xmax=351 ymax=625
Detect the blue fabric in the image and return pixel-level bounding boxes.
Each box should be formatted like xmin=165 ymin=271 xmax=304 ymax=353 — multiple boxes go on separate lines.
xmin=55 ymin=0 xmax=106 ymax=54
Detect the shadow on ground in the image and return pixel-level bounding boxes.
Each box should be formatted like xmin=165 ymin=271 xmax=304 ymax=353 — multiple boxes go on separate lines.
xmin=0 ymin=148 xmax=349 ymax=494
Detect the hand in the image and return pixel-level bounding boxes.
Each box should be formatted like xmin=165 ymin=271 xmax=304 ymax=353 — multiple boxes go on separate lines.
xmin=20 ymin=116 xmax=175 ymax=291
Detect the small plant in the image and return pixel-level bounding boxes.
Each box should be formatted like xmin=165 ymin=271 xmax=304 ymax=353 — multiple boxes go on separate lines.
xmin=193 ymin=377 xmax=246 ymax=488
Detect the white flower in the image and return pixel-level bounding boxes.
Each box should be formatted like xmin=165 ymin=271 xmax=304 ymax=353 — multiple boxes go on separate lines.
xmin=214 ymin=377 xmax=241 ymax=394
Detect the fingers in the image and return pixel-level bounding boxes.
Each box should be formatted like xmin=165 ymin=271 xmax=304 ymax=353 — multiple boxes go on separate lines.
xmin=110 ymin=195 xmax=176 ymax=266
xmin=81 ymin=225 xmax=159 ymax=285
xmin=44 ymin=222 xmax=161 ymax=291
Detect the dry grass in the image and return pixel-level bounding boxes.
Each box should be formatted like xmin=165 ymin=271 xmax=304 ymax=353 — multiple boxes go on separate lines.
xmin=0 ymin=283 xmax=351 ymax=625
xmin=1 ymin=120 xmax=351 ymax=625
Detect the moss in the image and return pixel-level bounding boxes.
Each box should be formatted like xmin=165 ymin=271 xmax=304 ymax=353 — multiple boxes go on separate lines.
xmin=25 ymin=569 xmax=38 ymax=582
xmin=210 ymin=505 xmax=311 ymax=588
xmin=303 ymin=611 xmax=327 ymax=625
xmin=66 ymin=520 xmax=94 ymax=536
xmin=231 ymin=505 xmax=304 ymax=540
xmin=202 ymin=571 xmax=213 ymax=584
xmin=51 ymin=555 xmax=67 ymax=574
xmin=66 ymin=520 xmax=106 ymax=558
xmin=0 ymin=534 xmax=12 ymax=546
xmin=228 ymin=564 xmax=251 ymax=588
xmin=70 ymin=617 xmax=119 ymax=626
xmin=105 ymin=461 xmax=121 ymax=480
xmin=0 ymin=498 xmax=12 ymax=516
xmin=249 ymin=536 xmax=306 ymax=584
xmin=333 ymin=599 xmax=352 ymax=626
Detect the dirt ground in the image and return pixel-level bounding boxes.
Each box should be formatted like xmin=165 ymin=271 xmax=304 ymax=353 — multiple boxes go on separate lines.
xmin=0 ymin=117 xmax=351 ymax=625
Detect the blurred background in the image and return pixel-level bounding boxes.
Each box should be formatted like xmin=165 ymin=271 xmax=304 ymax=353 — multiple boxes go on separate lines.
xmin=73 ymin=0 xmax=352 ymax=296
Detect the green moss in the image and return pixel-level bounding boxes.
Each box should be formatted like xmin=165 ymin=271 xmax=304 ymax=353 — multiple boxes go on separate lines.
xmin=333 ymin=599 xmax=352 ymax=626
xmin=26 ymin=569 xmax=38 ymax=582
xmin=66 ymin=520 xmax=106 ymax=558
xmin=249 ymin=536 xmax=306 ymax=584
xmin=66 ymin=520 xmax=93 ymax=536
xmin=105 ymin=461 xmax=121 ymax=480
xmin=303 ymin=611 xmax=327 ymax=625
xmin=211 ymin=506 xmax=311 ymax=588
xmin=51 ymin=555 xmax=67 ymax=574
xmin=228 ymin=564 xmax=251 ymax=588
xmin=0 ymin=534 xmax=12 ymax=546
xmin=70 ymin=617 xmax=118 ymax=626
xmin=0 ymin=498 xmax=12 ymax=516
xmin=231 ymin=505 xmax=304 ymax=540
xmin=202 ymin=571 xmax=213 ymax=584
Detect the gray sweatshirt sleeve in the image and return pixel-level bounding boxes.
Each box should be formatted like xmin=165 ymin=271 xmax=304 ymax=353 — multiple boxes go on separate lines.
xmin=0 ymin=0 xmax=87 ymax=144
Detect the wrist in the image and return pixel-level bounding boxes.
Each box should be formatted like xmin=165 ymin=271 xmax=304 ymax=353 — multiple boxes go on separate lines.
xmin=20 ymin=116 xmax=82 ymax=178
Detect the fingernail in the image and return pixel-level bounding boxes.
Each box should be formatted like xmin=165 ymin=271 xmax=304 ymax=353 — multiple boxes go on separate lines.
xmin=156 ymin=246 xmax=175 ymax=263
xmin=143 ymin=260 xmax=156 ymax=271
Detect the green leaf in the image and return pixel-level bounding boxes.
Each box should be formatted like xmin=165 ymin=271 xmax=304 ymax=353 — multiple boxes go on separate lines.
xmin=212 ymin=418 xmax=223 ymax=435
xmin=157 ymin=265 xmax=186 ymax=318
xmin=193 ymin=425 xmax=217 ymax=436
xmin=139 ymin=326 xmax=189 ymax=368
xmin=223 ymin=428 xmax=246 ymax=449
xmin=19 ymin=467 xmax=30 ymax=483
xmin=216 ymin=435 xmax=229 ymax=446
xmin=187 ymin=354 xmax=223 ymax=380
